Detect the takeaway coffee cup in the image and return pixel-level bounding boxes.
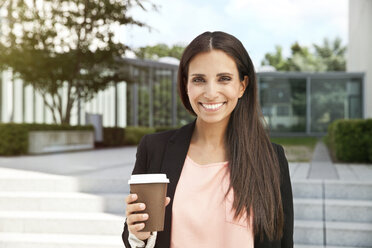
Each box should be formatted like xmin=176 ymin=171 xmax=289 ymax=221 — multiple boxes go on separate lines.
xmin=128 ymin=174 xmax=170 ymax=232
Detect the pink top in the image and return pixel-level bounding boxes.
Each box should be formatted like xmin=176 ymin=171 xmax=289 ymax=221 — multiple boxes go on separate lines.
xmin=170 ymin=155 xmax=254 ymax=248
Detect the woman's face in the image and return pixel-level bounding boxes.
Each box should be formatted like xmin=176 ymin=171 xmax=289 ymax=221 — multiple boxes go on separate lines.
xmin=187 ymin=49 xmax=247 ymax=125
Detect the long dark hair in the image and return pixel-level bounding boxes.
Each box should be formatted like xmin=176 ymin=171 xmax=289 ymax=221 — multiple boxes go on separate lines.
xmin=178 ymin=31 xmax=284 ymax=242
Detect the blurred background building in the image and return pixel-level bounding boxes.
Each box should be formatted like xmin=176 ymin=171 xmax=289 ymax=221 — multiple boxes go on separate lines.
xmin=0 ymin=0 xmax=370 ymax=136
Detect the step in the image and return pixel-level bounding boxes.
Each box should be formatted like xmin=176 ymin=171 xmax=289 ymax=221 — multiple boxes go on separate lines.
xmin=325 ymin=181 xmax=372 ymax=200
xmin=294 ymin=245 xmax=371 ymax=248
xmin=77 ymin=177 xmax=130 ymax=194
xmin=0 ymin=211 xmax=124 ymax=235
xmin=292 ymin=180 xmax=323 ymax=199
xmin=294 ymin=220 xmax=372 ymax=247
xmin=294 ymin=198 xmax=322 ymax=221
xmin=0 ymin=172 xmax=79 ymax=192
xmin=326 ymin=221 xmax=372 ymax=247
xmin=292 ymin=180 xmax=372 ymax=200
xmin=0 ymin=176 xmax=129 ymax=194
xmin=0 ymin=232 xmax=123 ymax=248
xmin=325 ymin=199 xmax=372 ymax=222
xmin=294 ymin=220 xmax=324 ymax=245
xmin=0 ymin=192 xmax=127 ymax=214
xmin=294 ymin=246 xmax=325 ymax=248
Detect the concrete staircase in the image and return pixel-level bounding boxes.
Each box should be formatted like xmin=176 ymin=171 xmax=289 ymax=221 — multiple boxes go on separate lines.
xmin=0 ymin=168 xmax=129 ymax=248
xmin=0 ymin=167 xmax=372 ymax=247
xmin=293 ymin=180 xmax=372 ymax=248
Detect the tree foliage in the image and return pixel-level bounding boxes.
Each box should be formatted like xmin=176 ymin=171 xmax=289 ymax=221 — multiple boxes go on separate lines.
xmin=134 ymin=43 xmax=185 ymax=60
xmin=261 ymin=38 xmax=346 ymax=72
xmin=0 ymin=0 xmax=156 ymax=124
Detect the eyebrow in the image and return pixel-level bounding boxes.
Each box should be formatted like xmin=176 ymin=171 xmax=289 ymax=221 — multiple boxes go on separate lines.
xmin=190 ymin=73 xmax=233 ymax=77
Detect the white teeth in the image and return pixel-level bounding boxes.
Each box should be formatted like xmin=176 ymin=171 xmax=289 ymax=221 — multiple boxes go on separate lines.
xmin=201 ymin=103 xmax=224 ymax=110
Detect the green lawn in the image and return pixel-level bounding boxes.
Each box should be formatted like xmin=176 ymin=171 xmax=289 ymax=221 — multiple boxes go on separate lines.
xmin=270 ymin=137 xmax=319 ymax=148
xmin=270 ymin=137 xmax=320 ymax=162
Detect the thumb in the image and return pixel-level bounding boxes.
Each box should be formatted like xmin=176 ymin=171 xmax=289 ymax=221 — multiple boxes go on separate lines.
xmin=165 ymin=197 xmax=171 ymax=206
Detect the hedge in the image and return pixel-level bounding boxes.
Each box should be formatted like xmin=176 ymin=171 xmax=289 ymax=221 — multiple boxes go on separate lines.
xmin=325 ymin=119 xmax=372 ymax=163
xmin=0 ymin=123 xmax=93 ymax=156
xmin=102 ymin=126 xmax=179 ymax=147
xmin=0 ymin=123 xmax=179 ymax=155
xmin=124 ymin=127 xmax=156 ymax=145
xmin=103 ymin=127 xmax=125 ymax=147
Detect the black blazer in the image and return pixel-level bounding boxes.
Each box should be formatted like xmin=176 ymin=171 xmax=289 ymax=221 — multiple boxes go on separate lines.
xmin=122 ymin=120 xmax=294 ymax=248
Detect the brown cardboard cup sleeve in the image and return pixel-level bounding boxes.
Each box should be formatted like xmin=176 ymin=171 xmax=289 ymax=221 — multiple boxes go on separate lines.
xmin=128 ymin=174 xmax=170 ymax=232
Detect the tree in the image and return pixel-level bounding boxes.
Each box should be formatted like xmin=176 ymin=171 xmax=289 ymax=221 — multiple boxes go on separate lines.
xmin=261 ymin=38 xmax=346 ymax=72
xmin=0 ymin=0 xmax=156 ymax=124
xmin=261 ymin=45 xmax=289 ymax=71
xmin=134 ymin=43 xmax=185 ymax=60
xmin=313 ymin=37 xmax=346 ymax=71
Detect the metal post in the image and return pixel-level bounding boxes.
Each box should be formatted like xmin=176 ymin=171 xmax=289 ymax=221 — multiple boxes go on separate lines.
xmin=133 ymin=82 xmax=138 ymax=126
xmin=149 ymin=68 xmax=154 ymax=127
xmin=33 ymin=88 xmax=36 ymax=123
xmin=362 ymin=74 xmax=365 ymax=119
xmin=171 ymin=69 xmax=177 ymax=126
xmin=11 ymin=74 xmax=15 ymax=122
xmin=43 ymin=100 xmax=46 ymax=123
xmin=22 ymin=82 xmax=26 ymax=123
xmin=115 ymin=82 xmax=118 ymax=127
xmin=0 ymin=73 xmax=2 ymax=122
xmin=257 ymin=76 xmax=261 ymax=103
xmin=306 ymin=76 xmax=311 ymax=135
xmin=78 ymin=95 xmax=81 ymax=125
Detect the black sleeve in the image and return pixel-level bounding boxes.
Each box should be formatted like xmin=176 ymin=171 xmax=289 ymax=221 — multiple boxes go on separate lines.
xmin=277 ymin=144 xmax=294 ymax=248
xmin=122 ymin=135 xmax=149 ymax=247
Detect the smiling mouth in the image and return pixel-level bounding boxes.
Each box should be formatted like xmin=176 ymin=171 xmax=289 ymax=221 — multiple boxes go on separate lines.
xmin=199 ymin=102 xmax=227 ymax=111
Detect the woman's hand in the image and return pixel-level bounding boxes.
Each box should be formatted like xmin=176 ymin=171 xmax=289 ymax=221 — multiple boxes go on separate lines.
xmin=125 ymin=193 xmax=171 ymax=241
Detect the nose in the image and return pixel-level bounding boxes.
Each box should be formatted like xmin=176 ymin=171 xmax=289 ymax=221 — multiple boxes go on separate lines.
xmin=204 ymin=81 xmax=218 ymax=99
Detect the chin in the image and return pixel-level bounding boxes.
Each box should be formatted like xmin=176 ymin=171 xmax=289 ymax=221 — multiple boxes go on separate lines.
xmin=197 ymin=115 xmax=230 ymax=125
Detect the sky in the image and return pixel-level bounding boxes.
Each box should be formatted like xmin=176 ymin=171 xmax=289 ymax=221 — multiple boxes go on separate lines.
xmin=116 ymin=0 xmax=348 ymax=67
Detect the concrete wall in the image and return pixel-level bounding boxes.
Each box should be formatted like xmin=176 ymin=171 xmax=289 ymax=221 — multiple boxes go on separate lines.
xmin=347 ymin=0 xmax=372 ymax=118
xmin=28 ymin=131 xmax=94 ymax=154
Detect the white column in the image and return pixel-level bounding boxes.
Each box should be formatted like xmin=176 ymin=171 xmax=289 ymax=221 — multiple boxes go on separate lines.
xmin=1 ymin=70 xmax=12 ymax=122
xmin=347 ymin=0 xmax=372 ymax=118
xmin=117 ymin=82 xmax=127 ymax=127
xmin=12 ymin=78 xmax=23 ymax=123
xmin=24 ymin=84 xmax=34 ymax=123
xmin=34 ymin=90 xmax=44 ymax=123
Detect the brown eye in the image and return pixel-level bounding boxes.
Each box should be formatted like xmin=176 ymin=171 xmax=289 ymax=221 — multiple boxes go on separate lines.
xmin=219 ymin=76 xmax=231 ymax=82
xmin=192 ymin=77 xmax=205 ymax=83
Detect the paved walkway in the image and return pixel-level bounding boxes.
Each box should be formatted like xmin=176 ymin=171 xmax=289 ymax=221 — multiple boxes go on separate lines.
xmin=289 ymin=140 xmax=372 ymax=181
xmin=0 ymin=144 xmax=371 ymax=182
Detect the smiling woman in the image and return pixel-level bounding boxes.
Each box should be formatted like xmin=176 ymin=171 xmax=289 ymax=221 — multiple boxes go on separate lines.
xmin=122 ymin=31 xmax=293 ymax=248
xmin=186 ymin=50 xmax=247 ymax=125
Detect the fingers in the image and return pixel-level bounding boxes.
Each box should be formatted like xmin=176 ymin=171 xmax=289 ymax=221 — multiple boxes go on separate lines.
xmin=125 ymin=193 xmax=137 ymax=204
xmin=128 ymin=222 xmax=146 ymax=233
xmin=126 ymin=203 xmax=146 ymax=217
xmin=126 ymin=194 xmax=171 ymax=217
xmin=127 ymin=213 xmax=149 ymax=225
xmin=125 ymin=194 xmax=146 ymax=217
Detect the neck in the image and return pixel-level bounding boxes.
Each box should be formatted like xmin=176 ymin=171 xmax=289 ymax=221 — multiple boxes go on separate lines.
xmin=192 ymin=117 xmax=229 ymax=147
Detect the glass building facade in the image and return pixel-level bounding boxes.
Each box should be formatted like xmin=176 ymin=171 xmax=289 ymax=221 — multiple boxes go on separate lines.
xmin=258 ymin=72 xmax=364 ymax=135
xmin=0 ymin=58 xmax=364 ymax=135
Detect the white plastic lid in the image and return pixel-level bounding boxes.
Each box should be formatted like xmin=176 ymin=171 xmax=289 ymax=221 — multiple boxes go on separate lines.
xmin=128 ymin=174 xmax=170 ymax=184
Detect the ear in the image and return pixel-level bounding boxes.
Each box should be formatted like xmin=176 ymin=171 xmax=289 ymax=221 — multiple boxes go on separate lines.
xmin=239 ymin=76 xmax=249 ymax=98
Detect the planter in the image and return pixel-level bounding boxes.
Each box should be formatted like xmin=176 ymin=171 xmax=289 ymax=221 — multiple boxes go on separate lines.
xmin=28 ymin=131 xmax=94 ymax=154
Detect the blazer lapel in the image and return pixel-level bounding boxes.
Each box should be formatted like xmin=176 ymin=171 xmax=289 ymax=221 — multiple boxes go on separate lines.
xmin=156 ymin=119 xmax=196 ymax=248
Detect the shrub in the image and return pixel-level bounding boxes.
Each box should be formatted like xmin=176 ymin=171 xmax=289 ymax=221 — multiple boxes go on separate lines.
xmin=0 ymin=123 xmax=93 ymax=156
xmin=154 ymin=126 xmax=178 ymax=133
xmin=124 ymin=127 xmax=156 ymax=145
xmin=103 ymin=127 xmax=125 ymax=146
xmin=326 ymin=119 xmax=372 ymax=163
